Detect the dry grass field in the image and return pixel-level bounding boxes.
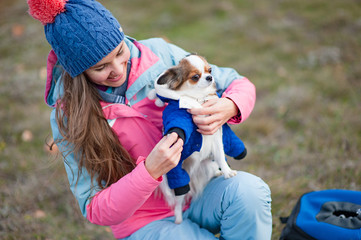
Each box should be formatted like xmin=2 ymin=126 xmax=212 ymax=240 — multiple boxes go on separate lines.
xmin=1 ymin=0 xmax=360 ymax=239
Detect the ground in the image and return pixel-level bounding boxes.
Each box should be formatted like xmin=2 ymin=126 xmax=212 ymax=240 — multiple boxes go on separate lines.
xmin=0 ymin=0 xmax=360 ymax=239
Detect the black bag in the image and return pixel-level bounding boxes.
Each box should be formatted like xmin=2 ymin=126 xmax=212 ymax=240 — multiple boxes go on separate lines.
xmin=280 ymin=189 xmax=361 ymax=240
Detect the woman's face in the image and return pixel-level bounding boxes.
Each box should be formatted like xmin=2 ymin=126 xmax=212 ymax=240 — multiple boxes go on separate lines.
xmin=85 ymin=41 xmax=130 ymax=87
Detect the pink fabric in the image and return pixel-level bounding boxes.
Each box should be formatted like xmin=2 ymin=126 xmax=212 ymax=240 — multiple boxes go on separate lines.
xmin=100 ymin=99 xmax=164 ymax=160
xmin=45 ymin=50 xmax=58 ymax=107
xmin=128 ymin=41 xmax=159 ymax=87
xmin=86 ymin=159 xmax=163 ymax=225
xmin=28 ymin=0 xmax=67 ymax=25
xmin=222 ymin=77 xmax=256 ymax=124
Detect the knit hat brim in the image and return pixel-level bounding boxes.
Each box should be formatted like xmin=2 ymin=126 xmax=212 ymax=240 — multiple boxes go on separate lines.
xmin=33 ymin=0 xmax=124 ymax=77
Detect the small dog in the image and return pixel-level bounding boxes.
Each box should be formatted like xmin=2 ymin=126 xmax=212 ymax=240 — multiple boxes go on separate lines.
xmin=152 ymin=54 xmax=242 ymax=223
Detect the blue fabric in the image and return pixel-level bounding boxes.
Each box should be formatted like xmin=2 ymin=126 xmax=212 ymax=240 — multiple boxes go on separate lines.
xmin=296 ymin=190 xmax=361 ymax=240
xmin=222 ymin=124 xmax=246 ymax=157
xmin=45 ymin=0 xmax=124 ymax=77
xmin=121 ymin=171 xmax=272 ymax=240
xmin=162 ymin=99 xmax=246 ymax=190
xmin=162 ymin=100 xmax=202 ymax=160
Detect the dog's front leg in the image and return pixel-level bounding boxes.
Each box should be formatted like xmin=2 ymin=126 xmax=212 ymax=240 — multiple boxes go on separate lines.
xmin=213 ymin=130 xmax=237 ymax=178
xmin=174 ymin=194 xmax=186 ymax=224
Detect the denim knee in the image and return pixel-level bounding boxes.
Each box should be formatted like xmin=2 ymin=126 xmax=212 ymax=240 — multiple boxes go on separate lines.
xmin=228 ymin=171 xmax=271 ymax=209
xmin=219 ymin=172 xmax=272 ymax=239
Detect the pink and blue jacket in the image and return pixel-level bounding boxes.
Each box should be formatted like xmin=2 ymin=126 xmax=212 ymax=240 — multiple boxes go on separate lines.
xmin=45 ymin=36 xmax=256 ymax=239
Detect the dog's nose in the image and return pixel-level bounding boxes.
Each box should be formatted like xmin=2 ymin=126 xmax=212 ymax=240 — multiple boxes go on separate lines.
xmin=206 ymin=76 xmax=213 ymax=82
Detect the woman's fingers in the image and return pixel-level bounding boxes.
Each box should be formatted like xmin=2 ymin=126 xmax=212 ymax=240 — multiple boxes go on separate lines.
xmin=160 ymin=132 xmax=178 ymax=147
xmin=188 ymin=98 xmax=238 ymax=135
xmin=196 ymin=120 xmax=222 ymax=135
xmin=192 ymin=113 xmax=219 ymax=125
xmin=145 ymin=132 xmax=184 ymax=179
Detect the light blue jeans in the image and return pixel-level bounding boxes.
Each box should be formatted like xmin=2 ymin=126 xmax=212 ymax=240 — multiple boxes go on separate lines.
xmin=121 ymin=171 xmax=272 ymax=240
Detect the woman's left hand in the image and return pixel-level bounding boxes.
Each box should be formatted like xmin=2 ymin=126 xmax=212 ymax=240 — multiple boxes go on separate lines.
xmin=187 ymin=97 xmax=239 ymax=135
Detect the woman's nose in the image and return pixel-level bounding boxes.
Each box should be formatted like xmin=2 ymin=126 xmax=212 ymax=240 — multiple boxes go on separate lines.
xmin=110 ymin=60 xmax=124 ymax=76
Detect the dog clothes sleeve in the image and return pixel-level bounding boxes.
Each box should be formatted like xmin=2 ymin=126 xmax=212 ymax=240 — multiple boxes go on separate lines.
xmin=222 ymin=124 xmax=247 ymax=160
xmin=162 ymin=100 xmax=202 ymax=193
xmin=162 ymin=100 xmax=194 ymax=143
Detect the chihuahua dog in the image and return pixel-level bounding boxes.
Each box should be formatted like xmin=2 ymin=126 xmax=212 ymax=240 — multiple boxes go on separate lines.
xmin=152 ymin=54 xmax=243 ymax=223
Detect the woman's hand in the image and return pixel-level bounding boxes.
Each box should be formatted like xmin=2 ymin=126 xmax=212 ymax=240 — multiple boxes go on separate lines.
xmin=145 ymin=132 xmax=183 ymax=179
xmin=188 ymin=98 xmax=238 ymax=135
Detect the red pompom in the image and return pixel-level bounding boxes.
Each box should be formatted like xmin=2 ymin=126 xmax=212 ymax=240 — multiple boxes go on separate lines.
xmin=28 ymin=0 xmax=67 ymax=25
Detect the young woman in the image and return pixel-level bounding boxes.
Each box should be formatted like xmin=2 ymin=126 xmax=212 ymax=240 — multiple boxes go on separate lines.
xmin=28 ymin=0 xmax=272 ymax=239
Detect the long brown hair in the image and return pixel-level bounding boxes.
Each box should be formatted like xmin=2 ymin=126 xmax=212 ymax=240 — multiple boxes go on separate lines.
xmin=54 ymin=71 xmax=135 ymax=189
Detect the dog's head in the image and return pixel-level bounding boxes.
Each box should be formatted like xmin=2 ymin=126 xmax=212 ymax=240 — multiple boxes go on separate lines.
xmin=157 ymin=54 xmax=214 ymax=91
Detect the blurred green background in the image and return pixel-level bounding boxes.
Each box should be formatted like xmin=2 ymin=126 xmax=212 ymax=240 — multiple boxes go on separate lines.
xmin=1 ymin=0 xmax=360 ymax=239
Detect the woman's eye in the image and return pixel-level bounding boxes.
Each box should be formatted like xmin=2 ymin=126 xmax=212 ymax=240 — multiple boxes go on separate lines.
xmin=94 ymin=65 xmax=105 ymax=71
xmin=192 ymin=74 xmax=200 ymax=81
xmin=117 ymin=49 xmax=123 ymax=56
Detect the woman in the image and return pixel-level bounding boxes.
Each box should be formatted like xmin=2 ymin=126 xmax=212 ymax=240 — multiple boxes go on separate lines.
xmin=28 ymin=0 xmax=272 ymax=239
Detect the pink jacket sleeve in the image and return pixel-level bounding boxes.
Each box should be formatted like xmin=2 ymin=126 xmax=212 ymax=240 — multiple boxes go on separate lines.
xmin=86 ymin=157 xmax=161 ymax=226
xmin=222 ymin=77 xmax=256 ymax=124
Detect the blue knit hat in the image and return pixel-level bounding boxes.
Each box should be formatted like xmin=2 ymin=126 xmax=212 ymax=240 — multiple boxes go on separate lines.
xmin=28 ymin=0 xmax=124 ymax=77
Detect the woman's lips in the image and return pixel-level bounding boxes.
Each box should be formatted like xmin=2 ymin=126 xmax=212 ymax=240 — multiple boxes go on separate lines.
xmin=107 ymin=74 xmax=123 ymax=82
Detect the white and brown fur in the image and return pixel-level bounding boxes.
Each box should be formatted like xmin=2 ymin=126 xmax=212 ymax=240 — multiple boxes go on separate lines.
xmin=153 ymin=54 xmax=237 ymax=224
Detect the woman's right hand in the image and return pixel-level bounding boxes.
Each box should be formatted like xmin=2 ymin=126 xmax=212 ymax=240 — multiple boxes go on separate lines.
xmin=145 ymin=132 xmax=183 ymax=179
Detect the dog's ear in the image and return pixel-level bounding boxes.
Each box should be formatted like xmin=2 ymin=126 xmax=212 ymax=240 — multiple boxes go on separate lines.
xmin=157 ymin=71 xmax=173 ymax=85
xmin=157 ymin=67 xmax=183 ymax=90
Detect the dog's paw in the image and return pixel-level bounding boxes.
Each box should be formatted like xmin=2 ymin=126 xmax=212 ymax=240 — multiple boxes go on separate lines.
xmin=215 ymin=169 xmax=222 ymax=177
xmin=155 ymin=98 xmax=165 ymax=107
xmin=174 ymin=215 xmax=183 ymax=224
xmin=223 ymin=169 xmax=237 ymax=179
xmin=147 ymin=89 xmax=165 ymax=107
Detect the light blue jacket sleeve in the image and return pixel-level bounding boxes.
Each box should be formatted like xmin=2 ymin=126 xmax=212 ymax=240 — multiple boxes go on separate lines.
xmin=50 ymin=109 xmax=99 ymax=218
xmin=157 ymin=38 xmax=245 ymax=94
xmin=210 ymin=64 xmax=245 ymax=96
xmin=139 ymin=37 xmax=245 ymax=95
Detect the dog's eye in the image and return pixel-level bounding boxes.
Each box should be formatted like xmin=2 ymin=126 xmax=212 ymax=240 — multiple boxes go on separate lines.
xmin=208 ymin=68 xmax=212 ymax=74
xmin=191 ymin=74 xmax=200 ymax=81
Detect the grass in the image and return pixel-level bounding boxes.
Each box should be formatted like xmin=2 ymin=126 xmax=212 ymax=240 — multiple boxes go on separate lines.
xmin=1 ymin=0 xmax=360 ymax=239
